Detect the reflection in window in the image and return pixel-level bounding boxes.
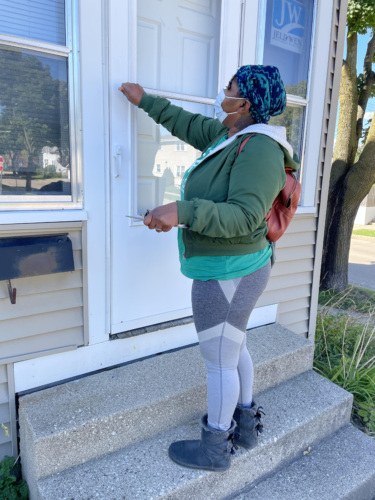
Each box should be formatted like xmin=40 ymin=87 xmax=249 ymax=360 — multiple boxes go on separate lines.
xmin=269 ymin=104 xmax=304 ymax=162
xmin=0 ymin=46 xmax=70 ymax=196
xmin=137 ymin=100 xmax=213 ymax=214
xmin=263 ymin=0 xmax=314 ymax=98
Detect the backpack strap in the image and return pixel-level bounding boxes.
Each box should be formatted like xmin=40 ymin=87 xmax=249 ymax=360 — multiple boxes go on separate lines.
xmin=237 ymin=134 xmax=256 ymax=156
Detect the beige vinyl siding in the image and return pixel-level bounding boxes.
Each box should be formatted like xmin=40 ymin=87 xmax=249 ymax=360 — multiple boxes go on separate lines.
xmin=286 ymin=320 xmax=310 ymax=336
xmin=278 ymin=297 xmax=311 ymax=315
xmin=0 ymin=364 xmax=17 ymax=460
xmin=254 ymin=215 xmax=316 ymax=337
xmin=0 ymin=223 xmax=85 ymax=364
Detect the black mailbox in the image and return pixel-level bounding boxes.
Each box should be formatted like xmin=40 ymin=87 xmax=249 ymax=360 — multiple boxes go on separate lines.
xmin=0 ymin=234 xmax=75 ymax=281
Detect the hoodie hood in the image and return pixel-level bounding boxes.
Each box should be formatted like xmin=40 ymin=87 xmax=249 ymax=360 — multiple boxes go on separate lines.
xmin=208 ymin=123 xmax=300 ymax=172
xmin=239 ymin=123 xmax=292 ymax=155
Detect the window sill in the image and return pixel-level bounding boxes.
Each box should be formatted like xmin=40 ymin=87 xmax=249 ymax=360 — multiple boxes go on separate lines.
xmin=0 ymin=209 xmax=88 ymax=225
xmin=296 ymin=206 xmax=317 ymax=216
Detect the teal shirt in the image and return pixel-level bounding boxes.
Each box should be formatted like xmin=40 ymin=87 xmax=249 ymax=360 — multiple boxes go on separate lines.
xmin=179 ymin=136 xmax=272 ymax=281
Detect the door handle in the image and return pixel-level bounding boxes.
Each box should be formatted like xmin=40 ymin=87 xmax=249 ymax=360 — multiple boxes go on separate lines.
xmin=113 ymin=146 xmax=122 ymax=178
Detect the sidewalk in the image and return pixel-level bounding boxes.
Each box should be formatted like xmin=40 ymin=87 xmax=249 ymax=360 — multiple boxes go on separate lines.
xmin=318 ymin=305 xmax=375 ymax=325
xmin=349 ymin=222 xmax=375 ymax=291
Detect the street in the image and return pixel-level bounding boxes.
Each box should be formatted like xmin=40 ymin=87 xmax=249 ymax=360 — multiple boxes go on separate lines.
xmin=348 ymin=237 xmax=375 ymax=291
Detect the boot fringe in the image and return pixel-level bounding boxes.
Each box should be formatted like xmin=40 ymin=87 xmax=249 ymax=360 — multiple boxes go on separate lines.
xmin=200 ymin=415 xmax=237 ymax=435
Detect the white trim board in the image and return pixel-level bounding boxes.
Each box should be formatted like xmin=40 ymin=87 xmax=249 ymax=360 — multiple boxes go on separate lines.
xmin=14 ymin=304 xmax=277 ymax=393
xmin=0 ymin=210 xmax=87 ymax=225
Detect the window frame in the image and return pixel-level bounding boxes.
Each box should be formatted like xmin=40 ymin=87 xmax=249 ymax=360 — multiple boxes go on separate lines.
xmin=0 ymin=0 xmax=82 ymax=211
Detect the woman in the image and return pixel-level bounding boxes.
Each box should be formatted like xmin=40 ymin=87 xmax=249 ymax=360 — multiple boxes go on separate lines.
xmin=119 ymin=65 xmax=298 ymax=472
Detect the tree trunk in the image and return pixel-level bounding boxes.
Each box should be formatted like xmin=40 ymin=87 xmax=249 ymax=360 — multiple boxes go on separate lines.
xmin=26 ymin=154 xmax=33 ymax=191
xmin=320 ymin=181 xmax=357 ymax=291
xmin=321 ymin=66 xmax=375 ymax=291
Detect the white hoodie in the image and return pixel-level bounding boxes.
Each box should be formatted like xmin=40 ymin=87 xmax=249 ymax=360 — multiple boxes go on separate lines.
xmin=205 ymin=123 xmax=294 ymax=162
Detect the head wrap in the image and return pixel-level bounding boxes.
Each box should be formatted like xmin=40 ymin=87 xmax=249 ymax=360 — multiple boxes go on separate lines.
xmin=236 ymin=65 xmax=286 ymax=124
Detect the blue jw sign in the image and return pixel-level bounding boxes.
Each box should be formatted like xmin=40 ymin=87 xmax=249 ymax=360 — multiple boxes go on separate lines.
xmin=271 ymin=0 xmax=306 ymax=54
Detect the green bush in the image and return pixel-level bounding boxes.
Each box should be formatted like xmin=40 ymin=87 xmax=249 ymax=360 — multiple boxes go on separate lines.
xmin=0 ymin=456 xmax=29 ymax=499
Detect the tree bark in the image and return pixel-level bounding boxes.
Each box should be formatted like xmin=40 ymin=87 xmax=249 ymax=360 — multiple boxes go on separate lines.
xmin=26 ymin=154 xmax=33 ymax=192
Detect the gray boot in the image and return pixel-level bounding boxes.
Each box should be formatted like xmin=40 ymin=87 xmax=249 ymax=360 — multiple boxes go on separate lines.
xmin=233 ymin=401 xmax=265 ymax=449
xmin=168 ymin=415 xmax=237 ymax=471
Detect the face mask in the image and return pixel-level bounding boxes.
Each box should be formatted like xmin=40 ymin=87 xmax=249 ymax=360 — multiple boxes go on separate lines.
xmin=214 ymin=89 xmax=247 ymax=123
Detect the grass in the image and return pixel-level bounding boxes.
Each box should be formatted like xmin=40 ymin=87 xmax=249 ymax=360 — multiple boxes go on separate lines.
xmin=319 ymin=285 xmax=375 ymax=314
xmin=315 ymin=285 xmax=375 ymax=436
xmin=353 ymin=229 xmax=375 ymax=237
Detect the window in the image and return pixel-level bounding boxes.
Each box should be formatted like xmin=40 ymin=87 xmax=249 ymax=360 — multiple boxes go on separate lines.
xmin=262 ymin=0 xmax=315 ymax=166
xmin=0 ymin=0 xmax=79 ymax=206
xmin=176 ymin=143 xmax=185 ymax=151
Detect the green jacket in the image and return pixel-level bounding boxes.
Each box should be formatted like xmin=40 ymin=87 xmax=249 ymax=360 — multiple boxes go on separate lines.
xmin=138 ymin=93 xmax=299 ymax=258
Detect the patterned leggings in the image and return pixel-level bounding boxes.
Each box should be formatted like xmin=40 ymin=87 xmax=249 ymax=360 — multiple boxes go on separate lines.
xmin=192 ymin=261 xmax=271 ymax=431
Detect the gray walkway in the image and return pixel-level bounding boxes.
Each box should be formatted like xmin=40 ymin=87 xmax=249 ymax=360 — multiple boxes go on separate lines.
xmin=349 ymin=237 xmax=375 ymax=291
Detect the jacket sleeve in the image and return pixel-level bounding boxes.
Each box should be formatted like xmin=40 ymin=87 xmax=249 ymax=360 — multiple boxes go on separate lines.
xmin=177 ymin=135 xmax=287 ymax=238
xmin=138 ymin=93 xmax=226 ymax=152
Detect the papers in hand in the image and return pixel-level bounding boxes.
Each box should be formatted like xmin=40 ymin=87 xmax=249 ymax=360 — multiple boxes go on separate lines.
xmin=125 ymin=214 xmax=187 ymax=228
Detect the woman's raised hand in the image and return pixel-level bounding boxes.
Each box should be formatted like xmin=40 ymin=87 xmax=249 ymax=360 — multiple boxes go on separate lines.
xmin=144 ymin=202 xmax=179 ymax=233
xmin=118 ymin=82 xmax=144 ymax=106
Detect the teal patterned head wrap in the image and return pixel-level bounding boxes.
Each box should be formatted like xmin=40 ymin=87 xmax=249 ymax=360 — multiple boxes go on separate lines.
xmin=236 ymin=65 xmax=286 ymax=124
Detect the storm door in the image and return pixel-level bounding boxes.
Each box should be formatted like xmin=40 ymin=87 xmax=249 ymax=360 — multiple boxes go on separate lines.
xmin=109 ymin=0 xmax=242 ymax=334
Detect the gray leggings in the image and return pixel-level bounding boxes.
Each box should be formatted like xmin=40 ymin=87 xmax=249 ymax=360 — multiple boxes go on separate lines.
xmin=192 ymin=261 xmax=271 ymax=431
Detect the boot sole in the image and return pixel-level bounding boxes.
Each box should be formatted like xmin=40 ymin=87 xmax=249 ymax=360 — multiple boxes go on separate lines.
xmin=168 ymin=450 xmax=231 ymax=472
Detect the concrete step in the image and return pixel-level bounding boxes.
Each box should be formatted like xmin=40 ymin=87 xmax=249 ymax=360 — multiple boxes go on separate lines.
xmin=19 ymin=324 xmax=314 ymax=483
xmin=34 ymin=370 xmax=352 ymax=500
xmin=227 ymin=424 xmax=375 ymax=500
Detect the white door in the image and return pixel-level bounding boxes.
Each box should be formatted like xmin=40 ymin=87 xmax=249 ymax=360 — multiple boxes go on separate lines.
xmin=109 ymin=0 xmax=242 ymax=334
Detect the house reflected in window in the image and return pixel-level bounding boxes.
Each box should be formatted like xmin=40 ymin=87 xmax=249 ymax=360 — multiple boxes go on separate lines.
xmin=151 ymin=135 xmax=200 ymax=204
